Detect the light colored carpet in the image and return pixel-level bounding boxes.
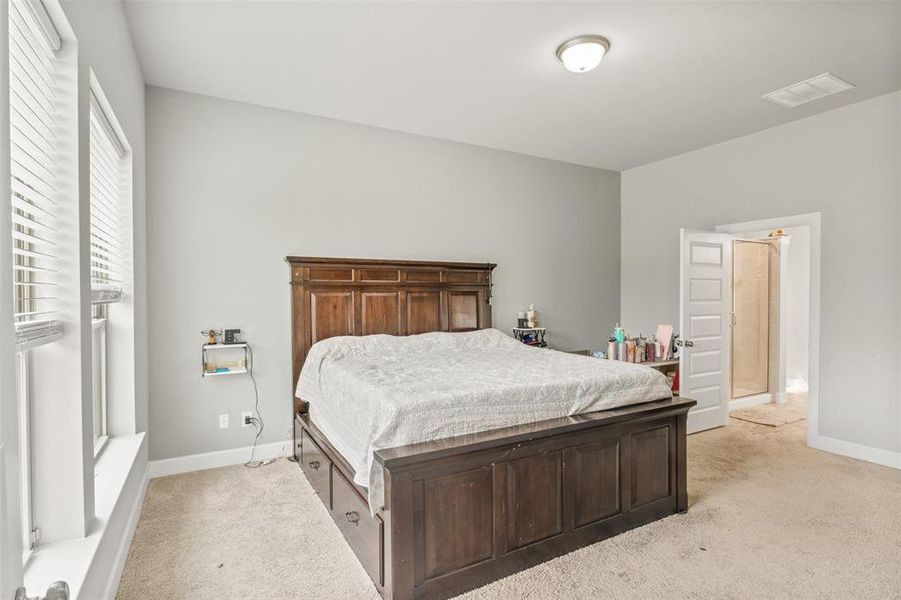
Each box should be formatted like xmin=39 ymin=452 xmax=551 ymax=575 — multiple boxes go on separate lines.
xmin=117 ymin=418 xmax=901 ymax=600
xmin=730 ymin=393 xmax=807 ymax=427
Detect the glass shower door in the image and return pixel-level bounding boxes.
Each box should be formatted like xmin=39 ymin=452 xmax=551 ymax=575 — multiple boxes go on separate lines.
xmin=731 ymin=240 xmax=769 ymax=399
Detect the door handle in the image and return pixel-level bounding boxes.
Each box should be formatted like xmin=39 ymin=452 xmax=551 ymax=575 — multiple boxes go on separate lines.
xmin=309 ymin=460 xmax=321 ymax=471
xmin=345 ymin=511 xmax=360 ymax=525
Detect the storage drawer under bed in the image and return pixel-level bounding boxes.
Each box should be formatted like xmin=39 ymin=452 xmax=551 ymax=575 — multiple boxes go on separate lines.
xmin=295 ymin=422 xmax=384 ymax=588
xmin=331 ymin=467 xmax=384 ymax=586
xmin=298 ymin=428 xmax=331 ymax=506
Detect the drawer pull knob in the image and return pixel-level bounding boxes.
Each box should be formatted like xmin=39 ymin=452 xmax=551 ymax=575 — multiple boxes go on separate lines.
xmin=345 ymin=511 xmax=360 ymax=525
xmin=309 ymin=460 xmax=321 ymax=470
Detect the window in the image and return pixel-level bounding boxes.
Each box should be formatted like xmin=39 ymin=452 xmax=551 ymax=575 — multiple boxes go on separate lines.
xmin=9 ymin=0 xmax=63 ymax=349
xmin=89 ymin=90 xmax=127 ymax=452
xmin=9 ymin=0 xmax=64 ymax=552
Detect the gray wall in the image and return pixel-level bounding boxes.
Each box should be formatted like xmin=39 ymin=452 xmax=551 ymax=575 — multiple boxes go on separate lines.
xmin=783 ymin=226 xmax=810 ymax=389
xmin=621 ymin=91 xmax=900 ymax=454
xmin=146 ymin=87 xmax=621 ymax=461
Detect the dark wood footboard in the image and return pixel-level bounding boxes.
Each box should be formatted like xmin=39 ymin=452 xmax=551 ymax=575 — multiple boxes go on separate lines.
xmin=294 ymin=396 xmax=695 ymax=600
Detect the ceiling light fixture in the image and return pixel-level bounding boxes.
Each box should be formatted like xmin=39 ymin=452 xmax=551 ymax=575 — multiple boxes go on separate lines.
xmin=556 ymin=35 xmax=610 ymax=73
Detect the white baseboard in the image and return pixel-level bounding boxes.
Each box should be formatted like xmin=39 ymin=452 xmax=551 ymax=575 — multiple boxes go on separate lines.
xmin=148 ymin=441 xmax=286 ymax=478
xmin=810 ymin=434 xmax=901 ymax=470
xmin=729 ymin=393 xmax=772 ymax=411
xmin=102 ymin=464 xmax=148 ymax=599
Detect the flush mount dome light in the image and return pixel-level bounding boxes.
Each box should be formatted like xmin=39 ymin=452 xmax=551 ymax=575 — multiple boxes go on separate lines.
xmin=556 ymin=35 xmax=610 ymax=73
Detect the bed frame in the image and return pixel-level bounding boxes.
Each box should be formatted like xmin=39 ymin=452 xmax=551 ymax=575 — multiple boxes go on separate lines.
xmin=287 ymin=256 xmax=695 ymax=600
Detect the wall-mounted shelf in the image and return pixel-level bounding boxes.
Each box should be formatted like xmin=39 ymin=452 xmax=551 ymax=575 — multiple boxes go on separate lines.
xmin=202 ymin=343 xmax=249 ymax=378
xmin=203 ymin=367 xmax=248 ymax=377
xmin=512 ymin=327 xmax=547 ymax=348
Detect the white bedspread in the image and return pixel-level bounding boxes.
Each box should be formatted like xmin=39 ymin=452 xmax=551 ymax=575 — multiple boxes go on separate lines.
xmin=296 ymin=329 xmax=672 ymax=512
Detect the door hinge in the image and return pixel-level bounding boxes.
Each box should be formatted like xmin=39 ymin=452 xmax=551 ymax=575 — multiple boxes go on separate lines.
xmin=29 ymin=526 xmax=40 ymax=549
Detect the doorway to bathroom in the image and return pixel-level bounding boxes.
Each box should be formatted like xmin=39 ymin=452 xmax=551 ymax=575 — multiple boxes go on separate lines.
xmin=717 ymin=216 xmax=817 ymax=443
xmin=726 ymin=225 xmax=811 ymax=410
xmin=679 ymin=213 xmax=820 ymax=442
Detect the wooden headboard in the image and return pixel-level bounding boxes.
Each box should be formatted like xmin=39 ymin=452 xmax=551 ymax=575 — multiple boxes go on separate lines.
xmin=287 ymin=256 xmax=496 ymax=415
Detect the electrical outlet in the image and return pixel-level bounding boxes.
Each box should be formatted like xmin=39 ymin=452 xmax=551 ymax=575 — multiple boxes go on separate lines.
xmin=241 ymin=411 xmax=253 ymax=427
xmin=219 ymin=414 xmax=229 ymax=429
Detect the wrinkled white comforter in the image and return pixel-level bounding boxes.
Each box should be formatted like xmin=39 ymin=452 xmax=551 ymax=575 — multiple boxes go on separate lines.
xmin=296 ymin=329 xmax=672 ymax=512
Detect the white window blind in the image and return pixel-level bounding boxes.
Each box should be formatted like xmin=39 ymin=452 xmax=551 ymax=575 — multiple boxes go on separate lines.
xmin=89 ymin=93 xmax=125 ymax=305
xmin=9 ymin=0 xmax=64 ymax=350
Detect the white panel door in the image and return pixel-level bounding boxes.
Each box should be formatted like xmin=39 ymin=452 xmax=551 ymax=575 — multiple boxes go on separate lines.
xmin=680 ymin=229 xmax=732 ymax=433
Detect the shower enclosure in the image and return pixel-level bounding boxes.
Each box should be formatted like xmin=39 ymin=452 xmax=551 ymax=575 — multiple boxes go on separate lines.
xmin=731 ymin=240 xmax=770 ymax=399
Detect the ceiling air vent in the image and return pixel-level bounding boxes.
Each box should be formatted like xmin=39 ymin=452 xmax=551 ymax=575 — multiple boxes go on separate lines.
xmin=763 ymin=73 xmax=855 ymax=108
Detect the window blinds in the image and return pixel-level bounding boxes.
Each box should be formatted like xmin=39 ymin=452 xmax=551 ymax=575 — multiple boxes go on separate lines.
xmin=89 ymin=94 xmax=125 ymax=305
xmin=9 ymin=0 xmax=64 ymax=350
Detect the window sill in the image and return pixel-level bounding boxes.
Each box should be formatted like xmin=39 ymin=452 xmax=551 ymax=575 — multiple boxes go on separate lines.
xmin=93 ymin=435 xmax=109 ymax=460
xmin=24 ymin=432 xmax=146 ymax=599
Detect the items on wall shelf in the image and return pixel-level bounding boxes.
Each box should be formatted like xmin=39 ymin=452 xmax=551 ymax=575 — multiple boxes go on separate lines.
xmin=514 ymin=304 xmax=547 ymax=347
xmin=201 ymin=328 xmax=248 ymax=377
xmin=516 ymin=304 xmax=540 ymax=328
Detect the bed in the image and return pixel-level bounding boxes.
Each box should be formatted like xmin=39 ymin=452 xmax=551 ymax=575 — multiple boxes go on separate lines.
xmin=288 ymin=257 xmax=695 ymax=600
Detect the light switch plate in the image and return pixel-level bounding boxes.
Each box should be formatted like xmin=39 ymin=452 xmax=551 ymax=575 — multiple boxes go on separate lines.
xmin=219 ymin=414 xmax=229 ymax=429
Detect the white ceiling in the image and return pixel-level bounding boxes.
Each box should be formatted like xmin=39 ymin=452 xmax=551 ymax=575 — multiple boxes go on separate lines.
xmin=123 ymin=1 xmax=901 ymax=171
